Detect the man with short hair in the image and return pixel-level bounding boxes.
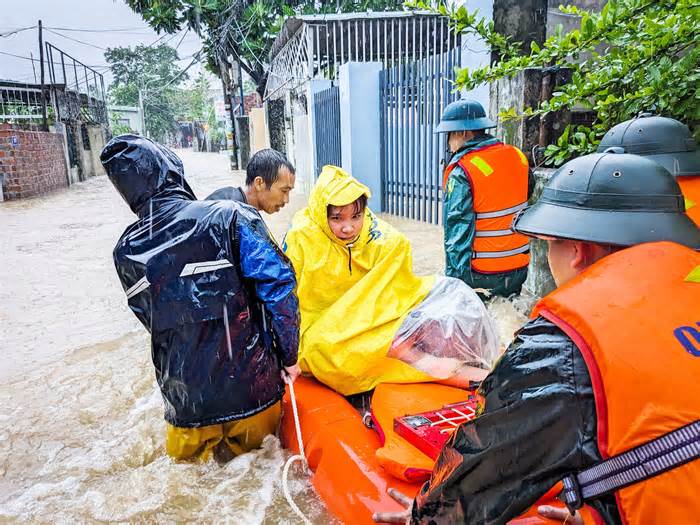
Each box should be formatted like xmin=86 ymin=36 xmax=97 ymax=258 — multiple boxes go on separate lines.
xmin=374 ymin=152 xmax=700 ymax=524
xmin=207 ymin=148 xmax=296 ymax=214
xmin=435 ymin=99 xmax=531 ymax=298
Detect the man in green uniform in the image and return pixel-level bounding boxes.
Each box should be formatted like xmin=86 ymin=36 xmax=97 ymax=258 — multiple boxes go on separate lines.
xmin=436 ymin=99 xmax=531 ymax=298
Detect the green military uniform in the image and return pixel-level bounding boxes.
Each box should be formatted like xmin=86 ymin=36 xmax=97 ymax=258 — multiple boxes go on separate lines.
xmin=437 ymin=99 xmax=529 ymax=298
xmin=443 ymin=134 xmax=528 ymax=297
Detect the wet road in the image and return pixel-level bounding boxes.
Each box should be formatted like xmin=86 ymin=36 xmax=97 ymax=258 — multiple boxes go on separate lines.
xmin=0 ymin=149 xmax=525 ymax=522
xmin=0 ymin=151 xmax=325 ymax=523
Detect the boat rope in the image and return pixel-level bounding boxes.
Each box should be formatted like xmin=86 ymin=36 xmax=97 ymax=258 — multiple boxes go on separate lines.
xmin=282 ymin=376 xmax=312 ymax=524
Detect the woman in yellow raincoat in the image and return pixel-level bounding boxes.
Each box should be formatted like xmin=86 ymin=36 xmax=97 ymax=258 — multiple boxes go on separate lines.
xmin=283 ymin=166 xmax=499 ymax=395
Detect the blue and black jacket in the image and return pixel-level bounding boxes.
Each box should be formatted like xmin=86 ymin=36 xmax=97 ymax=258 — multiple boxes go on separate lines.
xmin=102 ymin=135 xmax=299 ymax=428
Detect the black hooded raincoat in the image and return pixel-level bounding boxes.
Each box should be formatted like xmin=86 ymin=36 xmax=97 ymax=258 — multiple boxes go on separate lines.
xmin=101 ymin=135 xmax=299 ymax=428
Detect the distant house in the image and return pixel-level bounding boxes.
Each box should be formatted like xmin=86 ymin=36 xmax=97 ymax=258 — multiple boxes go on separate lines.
xmin=109 ymin=105 xmax=144 ymax=135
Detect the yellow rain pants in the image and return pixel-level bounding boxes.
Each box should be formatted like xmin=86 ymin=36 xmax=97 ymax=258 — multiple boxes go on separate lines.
xmin=283 ymin=165 xmax=435 ymax=395
xmin=166 ymin=402 xmax=281 ymax=460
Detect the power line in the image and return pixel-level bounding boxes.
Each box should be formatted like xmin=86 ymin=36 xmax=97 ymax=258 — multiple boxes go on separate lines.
xmin=45 ymin=26 xmax=154 ymax=34
xmin=0 ymin=49 xmax=107 ymax=69
xmin=45 ymin=27 xmax=196 ymax=55
xmin=45 ymin=28 xmax=107 ymax=50
xmin=0 ymin=25 xmax=36 ymax=37
xmin=175 ymin=28 xmax=190 ymax=50
xmin=143 ymin=51 xmax=205 ymax=99
xmin=0 ymin=50 xmax=36 ymax=62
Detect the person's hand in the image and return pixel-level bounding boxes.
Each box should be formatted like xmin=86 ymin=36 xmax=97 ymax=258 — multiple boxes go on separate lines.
xmin=537 ymin=505 xmax=584 ymax=524
xmin=282 ymin=364 xmax=301 ymax=383
xmin=372 ymin=488 xmax=412 ymax=524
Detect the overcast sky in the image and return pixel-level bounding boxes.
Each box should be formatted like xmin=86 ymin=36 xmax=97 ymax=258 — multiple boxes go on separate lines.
xmin=0 ymin=0 xmax=204 ymax=86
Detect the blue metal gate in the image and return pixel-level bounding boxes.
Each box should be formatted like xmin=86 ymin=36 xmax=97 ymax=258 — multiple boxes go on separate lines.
xmin=313 ymin=85 xmax=342 ymax=177
xmin=380 ymin=39 xmax=461 ymax=224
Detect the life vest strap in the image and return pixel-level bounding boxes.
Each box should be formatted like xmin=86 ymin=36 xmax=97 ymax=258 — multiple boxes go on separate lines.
xmin=475 ymin=202 xmax=527 ymax=220
xmin=561 ymin=419 xmax=700 ymax=512
xmin=473 ymin=244 xmax=530 ymax=259
xmin=475 ymin=229 xmax=515 ymax=238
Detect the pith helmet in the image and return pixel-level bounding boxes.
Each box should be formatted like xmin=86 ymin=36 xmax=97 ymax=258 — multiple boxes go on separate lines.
xmin=597 ymin=115 xmax=700 ymax=177
xmin=513 ymin=152 xmax=700 ymax=249
xmin=435 ymin=99 xmax=496 ymax=133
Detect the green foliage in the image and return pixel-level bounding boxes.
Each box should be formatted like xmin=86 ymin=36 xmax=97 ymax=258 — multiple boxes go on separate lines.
xmin=125 ymin=0 xmax=405 ymax=94
xmin=180 ymin=71 xmax=213 ymax=122
xmin=423 ymin=0 xmax=700 ymax=165
xmin=105 ymin=44 xmax=189 ymax=142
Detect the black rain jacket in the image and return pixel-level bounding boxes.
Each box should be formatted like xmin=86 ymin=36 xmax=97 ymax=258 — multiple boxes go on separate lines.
xmin=206 ymin=186 xmax=247 ymax=203
xmin=101 ymin=135 xmax=299 ymax=428
xmin=412 ymin=316 xmax=622 ymax=524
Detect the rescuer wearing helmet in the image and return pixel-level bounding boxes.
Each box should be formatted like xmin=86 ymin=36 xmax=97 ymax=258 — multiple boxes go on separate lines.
xmin=597 ymin=114 xmax=700 ymax=226
xmin=374 ymin=152 xmax=700 ymax=524
xmin=435 ymin=99 xmax=531 ymax=298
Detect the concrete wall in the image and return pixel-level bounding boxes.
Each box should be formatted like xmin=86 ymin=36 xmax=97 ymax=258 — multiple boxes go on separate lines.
xmin=67 ymin=123 xmax=106 ymax=181
xmin=50 ymin=122 xmax=73 ymax=188
xmin=493 ymin=0 xmax=548 ymax=60
xmin=109 ymin=106 xmax=143 ymax=135
xmin=87 ymin=125 xmax=107 ymax=178
xmin=290 ymin=91 xmax=313 ymax=195
xmin=489 ymin=67 xmax=572 ymax=162
xmin=339 ymin=62 xmax=383 ymax=211
xmin=0 ymin=125 xmax=69 ymax=200
xmin=248 ymin=107 xmax=270 ymax=155
xmin=522 ymin=167 xmax=556 ymax=297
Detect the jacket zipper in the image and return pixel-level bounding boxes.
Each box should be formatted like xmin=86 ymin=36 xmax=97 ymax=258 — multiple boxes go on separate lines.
xmin=346 ymin=243 xmax=354 ymax=274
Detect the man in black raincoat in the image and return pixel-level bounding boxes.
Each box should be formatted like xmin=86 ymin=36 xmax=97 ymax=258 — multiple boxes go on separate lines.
xmin=373 ymin=152 xmax=700 ymax=524
xmin=101 ymin=135 xmax=300 ymax=461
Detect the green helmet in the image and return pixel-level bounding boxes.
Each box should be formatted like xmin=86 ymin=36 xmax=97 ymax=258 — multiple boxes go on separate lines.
xmin=435 ymin=99 xmax=496 ymax=133
xmin=513 ymin=152 xmax=700 ymax=249
xmin=597 ymin=115 xmax=700 ymax=177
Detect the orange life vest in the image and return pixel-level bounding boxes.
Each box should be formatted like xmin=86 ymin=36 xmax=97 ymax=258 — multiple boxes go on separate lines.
xmin=531 ymin=241 xmax=700 ymax=525
xmin=443 ymin=143 xmax=530 ymax=273
xmin=678 ymin=175 xmax=700 ymax=226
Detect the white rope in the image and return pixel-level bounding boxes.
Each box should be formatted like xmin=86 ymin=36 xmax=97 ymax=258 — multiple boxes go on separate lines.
xmin=282 ymin=376 xmax=312 ymax=524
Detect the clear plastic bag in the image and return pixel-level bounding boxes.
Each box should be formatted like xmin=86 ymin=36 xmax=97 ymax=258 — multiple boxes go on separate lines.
xmin=387 ymin=276 xmax=500 ymax=384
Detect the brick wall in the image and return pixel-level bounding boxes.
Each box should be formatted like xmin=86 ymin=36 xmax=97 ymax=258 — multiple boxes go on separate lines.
xmin=233 ymin=92 xmax=262 ymax=115
xmin=0 ymin=124 xmax=68 ymax=200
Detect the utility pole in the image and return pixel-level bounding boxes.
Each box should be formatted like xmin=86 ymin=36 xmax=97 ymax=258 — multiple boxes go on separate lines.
xmin=38 ymin=20 xmax=48 ymax=131
xmin=220 ymin=60 xmax=240 ymax=169
xmin=237 ymin=60 xmax=245 ymax=116
xmin=30 ymin=52 xmax=37 ymax=83
xmin=138 ymin=88 xmax=147 ymax=137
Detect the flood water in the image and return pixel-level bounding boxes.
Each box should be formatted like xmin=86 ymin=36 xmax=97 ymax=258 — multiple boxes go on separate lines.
xmin=0 ymin=150 xmax=526 ymax=523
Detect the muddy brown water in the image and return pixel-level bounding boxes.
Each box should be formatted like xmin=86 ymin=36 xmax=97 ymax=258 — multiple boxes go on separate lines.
xmin=0 ymin=150 xmax=526 ymax=522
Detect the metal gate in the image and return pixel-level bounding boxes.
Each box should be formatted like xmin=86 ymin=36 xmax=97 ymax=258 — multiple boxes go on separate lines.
xmin=380 ymin=43 xmax=461 ymax=224
xmin=313 ymin=85 xmax=342 ymax=177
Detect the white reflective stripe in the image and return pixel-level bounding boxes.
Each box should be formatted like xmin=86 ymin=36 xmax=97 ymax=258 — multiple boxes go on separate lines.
xmin=475 ymin=229 xmax=514 ymax=238
xmin=476 ymin=202 xmax=527 ymax=220
xmin=180 ymin=260 xmax=233 ymax=277
xmin=125 ymin=276 xmax=150 ymax=299
xmin=473 ymin=244 xmax=530 ymax=259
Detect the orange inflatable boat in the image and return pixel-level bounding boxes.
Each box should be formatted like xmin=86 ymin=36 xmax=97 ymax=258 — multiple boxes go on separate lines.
xmin=281 ymin=376 xmax=601 ymax=524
